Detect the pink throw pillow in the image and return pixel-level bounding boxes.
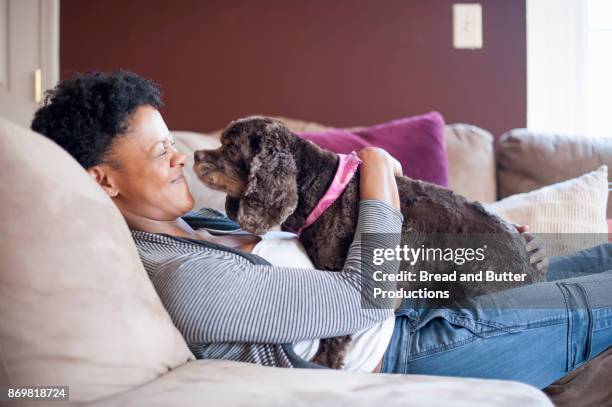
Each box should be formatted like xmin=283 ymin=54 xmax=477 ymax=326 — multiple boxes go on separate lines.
xmin=296 ymin=111 xmax=448 ymax=186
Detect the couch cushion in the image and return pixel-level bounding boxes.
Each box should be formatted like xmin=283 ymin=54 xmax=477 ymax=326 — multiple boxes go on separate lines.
xmin=486 ymin=166 xmax=608 ymax=256
xmin=0 ymin=118 xmax=194 ymax=402
xmin=445 ymin=124 xmax=496 ymax=203
xmin=88 ymin=359 xmax=552 ymax=407
xmin=296 ymin=112 xmax=449 ymax=187
xmin=497 ymin=129 xmax=612 ymax=217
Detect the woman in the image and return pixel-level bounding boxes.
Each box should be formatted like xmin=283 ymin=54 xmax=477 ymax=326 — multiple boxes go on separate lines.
xmin=32 ymin=70 xmax=612 ymax=388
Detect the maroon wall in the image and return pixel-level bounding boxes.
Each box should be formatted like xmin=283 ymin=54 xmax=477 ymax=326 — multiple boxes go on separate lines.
xmin=60 ymin=0 xmax=526 ymax=136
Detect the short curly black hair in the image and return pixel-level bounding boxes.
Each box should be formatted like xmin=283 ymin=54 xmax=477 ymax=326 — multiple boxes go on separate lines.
xmin=31 ymin=70 xmax=163 ymax=169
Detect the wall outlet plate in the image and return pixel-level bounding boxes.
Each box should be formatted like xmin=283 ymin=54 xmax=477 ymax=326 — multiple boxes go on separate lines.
xmin=453 ymin=3 xmax=483 ymax=49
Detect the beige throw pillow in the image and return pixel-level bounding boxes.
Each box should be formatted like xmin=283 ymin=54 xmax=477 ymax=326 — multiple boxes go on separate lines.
xmin=486 ymin=166 xmax=609 ymax=256
xmin=0 ymin=118 xmax=194 ymax=402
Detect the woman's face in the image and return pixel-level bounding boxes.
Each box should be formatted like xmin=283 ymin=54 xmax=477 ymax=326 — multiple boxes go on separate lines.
xmin=96 ymin=105 xmax=195 ymax=221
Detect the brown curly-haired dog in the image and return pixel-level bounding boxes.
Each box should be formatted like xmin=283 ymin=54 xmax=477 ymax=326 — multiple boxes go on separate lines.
xmin=193 ymin=116 xmax=546 ymax=369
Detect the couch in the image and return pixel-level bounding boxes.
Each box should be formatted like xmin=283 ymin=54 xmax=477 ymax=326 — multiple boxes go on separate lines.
xmin=176 ymin=117 xmax=612 ymax=406
xmin=0 ymin=114 xmax=609 ymax=406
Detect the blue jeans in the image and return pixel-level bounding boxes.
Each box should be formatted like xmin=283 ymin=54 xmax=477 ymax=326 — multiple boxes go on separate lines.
xmin=381 ymin=243 xmax=612 ymax=389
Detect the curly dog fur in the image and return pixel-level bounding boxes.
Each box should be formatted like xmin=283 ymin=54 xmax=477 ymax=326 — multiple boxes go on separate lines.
xmin=193 ymin=116 xmax=546 ymax=369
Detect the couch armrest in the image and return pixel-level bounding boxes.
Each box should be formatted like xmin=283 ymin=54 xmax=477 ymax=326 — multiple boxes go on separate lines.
xmin=496 ymin=129 xmax=612 ymax=217
xmin=88 ymin=360 xmax=552 ymax=407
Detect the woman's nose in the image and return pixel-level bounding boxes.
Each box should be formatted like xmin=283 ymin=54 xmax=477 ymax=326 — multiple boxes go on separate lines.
xmin=170 ymin=149 xmax=186 ymax=167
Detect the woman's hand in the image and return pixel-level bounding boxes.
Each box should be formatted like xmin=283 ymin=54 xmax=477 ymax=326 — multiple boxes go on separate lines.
xmin=515 ymin=225 xmax=549 ymax=272
xmin=357 ymin=147 xmax=401 ymax=210
xmin=357 ymin=147 xmax=403 ymax=177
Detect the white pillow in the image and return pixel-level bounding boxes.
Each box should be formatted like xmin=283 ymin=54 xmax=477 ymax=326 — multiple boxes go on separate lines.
xmin=486 ymin=165 xmax=609 ymax=256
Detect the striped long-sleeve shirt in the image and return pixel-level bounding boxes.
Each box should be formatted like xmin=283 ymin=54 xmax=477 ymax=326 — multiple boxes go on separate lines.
xmin=131 ymin=200 xmax=403 ymax=368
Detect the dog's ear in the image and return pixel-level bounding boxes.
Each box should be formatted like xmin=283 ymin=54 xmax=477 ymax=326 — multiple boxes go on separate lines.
xmin=236 ymin=141 xmax=298 ymax=234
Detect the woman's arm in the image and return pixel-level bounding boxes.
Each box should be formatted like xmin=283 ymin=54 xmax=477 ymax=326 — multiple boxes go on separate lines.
xmin=147 ymin=149 xmax=403 ymax=345
xmin=153 ymin=201 xmax=402 ymax=344
xmin=358 ymin=147 xmax=402 ymax=210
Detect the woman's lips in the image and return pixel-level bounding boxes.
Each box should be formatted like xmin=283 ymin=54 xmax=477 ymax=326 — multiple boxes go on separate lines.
xmin=171 ymin=174 xmax=185 ymax=184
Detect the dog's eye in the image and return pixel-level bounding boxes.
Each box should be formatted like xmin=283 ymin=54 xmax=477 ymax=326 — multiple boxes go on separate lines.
xmin=226 ymin=145 xmax=240 ymax=161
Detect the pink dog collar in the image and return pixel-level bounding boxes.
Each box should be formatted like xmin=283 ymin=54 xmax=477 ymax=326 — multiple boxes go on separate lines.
xmin=292 ymin=151 xmax=362 ymax=237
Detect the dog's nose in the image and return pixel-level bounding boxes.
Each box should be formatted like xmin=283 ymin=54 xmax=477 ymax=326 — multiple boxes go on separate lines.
xmin=194 ymin=150 xmax=206 ymax=162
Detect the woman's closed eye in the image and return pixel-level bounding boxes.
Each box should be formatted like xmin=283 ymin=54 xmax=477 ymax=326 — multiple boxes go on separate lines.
xmin=157 ymin=139 xmax=176 ymax=158
xmin=158 ymin=146 xmax=169 ymax=157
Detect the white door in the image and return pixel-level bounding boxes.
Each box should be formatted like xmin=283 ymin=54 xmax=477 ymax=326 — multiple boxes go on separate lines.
xmin=0 ymin=0 xmax=58 ymax=127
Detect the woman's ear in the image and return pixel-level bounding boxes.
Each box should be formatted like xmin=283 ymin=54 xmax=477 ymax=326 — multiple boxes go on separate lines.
xmin=236 ymin=147 xmax=298 ymax=234
xmin=87 ymin=166 xmax=119 ymax=198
